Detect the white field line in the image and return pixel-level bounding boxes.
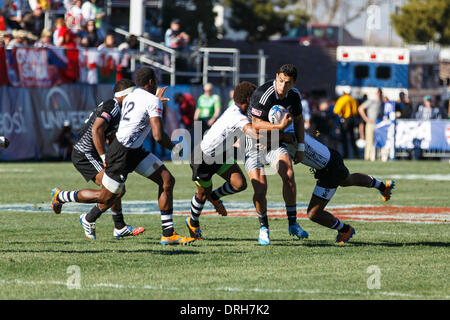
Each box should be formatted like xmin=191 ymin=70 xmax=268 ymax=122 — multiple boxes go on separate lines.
xmin=0 ymin=279 xmax=448 ymax=300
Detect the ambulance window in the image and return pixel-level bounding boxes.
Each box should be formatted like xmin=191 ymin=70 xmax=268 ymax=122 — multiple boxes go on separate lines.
xmin=376 ymin=66 xmax=391 ymax=79
xmin=354 ymin=65 xmax=369 ymax=79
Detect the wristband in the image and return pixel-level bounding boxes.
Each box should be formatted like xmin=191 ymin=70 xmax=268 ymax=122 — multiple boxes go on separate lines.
xmin=100 ymin=154 xmax=106 ymax=162
xmin=297 ymin=143 xmax=305 ymax=152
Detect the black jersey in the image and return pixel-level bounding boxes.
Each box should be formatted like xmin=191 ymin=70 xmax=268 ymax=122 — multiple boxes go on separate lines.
xmin=247 ymin=80 xmax=302 ymax=122
xmin=74 ymin=99 xmax=121 ymax=155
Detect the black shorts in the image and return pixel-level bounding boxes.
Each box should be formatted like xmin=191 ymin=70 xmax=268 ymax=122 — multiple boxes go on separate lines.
xmin=190 ymin=146 xmax=236 ymax=183
xmin=104 ymin=139 xmax=150 ymax=184
xmin=72 ymin=149 xmax=104 ymax=182
xmin=314 ymin=149 xmax=349 ymax=189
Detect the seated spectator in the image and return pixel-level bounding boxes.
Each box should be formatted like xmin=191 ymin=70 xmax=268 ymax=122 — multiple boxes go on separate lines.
xmin=82 ymin=19 xmax=102 ymax=47
xmin=81 ymin=0 xmax=104 ymax=32
xmin=53 ymin=17 xmax=68 ymax=46
xmin=414 ymin=95 xmax=442 ymax=120
xmin=5 ymin=0 xmax=23 ymax=30
xmin=118 ymin=34 xmax=138 ymax=51
xmin=34 ymin=28 xmax=53 ymax=47
xmin=21 ymin=3 xmax=45 ymax=38
xmin=66 ymin=0 xmax=84 ymax=34
xmin=164 ymin=19 xmax=189 ymax=51
xmin=0 ymin=30 xmax=13 ymax=47
xmin=7 ymin=29 xmax=27 ymax=48
xmin=97 ymin=32 xmax=115 ymax=50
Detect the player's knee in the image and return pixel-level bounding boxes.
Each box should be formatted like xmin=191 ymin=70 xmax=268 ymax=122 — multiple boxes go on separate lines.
xmin=307 ymin=207 xmax=322 ymax=222
xmin=280 ymin=168 xmax=295 ymax=185
xmin=232 ymin=179 xmax=247 ymax=192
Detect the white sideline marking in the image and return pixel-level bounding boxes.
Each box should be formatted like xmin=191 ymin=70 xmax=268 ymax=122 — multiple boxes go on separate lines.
xmin=0 ymin=279 xmax=448 ymax=299
xmin=389 ymin=174 xmax=450 ymax=181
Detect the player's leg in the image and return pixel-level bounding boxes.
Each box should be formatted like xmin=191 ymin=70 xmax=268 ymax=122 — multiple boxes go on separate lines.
xmin=306 ymin=191 xmax=355 ymax=243
xmin=248 ymin=168 xmax=270 ymax=245
xmin=271 ymin=151 xmax=308 ymax=239
xmin=51 ymin=151 xmax=104 ymax=213
xmin=208 ymin=163 xmax=248 ymax=216
xmin=339 ymin=173 xmax=395 ymax=202
xmin=186 ymin=181 xmax=209 ymax=239
xmin=135 ymin=154 xmax=194 ymax=245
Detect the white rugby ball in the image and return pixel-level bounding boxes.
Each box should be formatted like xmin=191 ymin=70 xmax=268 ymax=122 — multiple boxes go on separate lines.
xmin=268 ymin=105 xmax=287 ymax=124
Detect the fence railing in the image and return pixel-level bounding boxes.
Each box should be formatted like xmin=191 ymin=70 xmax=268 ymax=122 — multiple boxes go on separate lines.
xmin=113 ymin=28 xmax=267 ymax=86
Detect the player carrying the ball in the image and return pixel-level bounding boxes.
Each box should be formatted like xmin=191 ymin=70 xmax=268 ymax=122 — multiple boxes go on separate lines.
xmin=186 ymin=81 xmax=292 ymax=239
xmin=245 ymin=64 xmax=308 ymax=245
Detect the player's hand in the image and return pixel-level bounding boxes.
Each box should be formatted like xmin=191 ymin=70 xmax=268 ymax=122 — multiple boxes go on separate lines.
xmin=294 ymin=150 xmax=304 ymax=164
xmin=279 ymin=113 xmax=292 ymax=130
xmin=156 ymin=86 xmax=170 ymax=102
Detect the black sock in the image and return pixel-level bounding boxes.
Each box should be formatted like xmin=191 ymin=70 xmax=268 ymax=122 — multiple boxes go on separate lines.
xmin=85 ymin=205 xmax=103 ymax=223
xmin=286 ymin=205 xmax=297 ymax=226
xmin=111 ymin=210 xmax=126 ymax=230
xmin=258 ymin=212 xmax=269 ymax=228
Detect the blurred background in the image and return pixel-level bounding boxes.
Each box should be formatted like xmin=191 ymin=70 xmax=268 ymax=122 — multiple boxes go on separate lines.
xmin=0 ymin=0 xmax=449 ymax=162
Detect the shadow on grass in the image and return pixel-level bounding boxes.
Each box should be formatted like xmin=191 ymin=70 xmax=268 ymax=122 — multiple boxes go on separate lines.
xmin=270 ymin=239 xmax=450 ymax=248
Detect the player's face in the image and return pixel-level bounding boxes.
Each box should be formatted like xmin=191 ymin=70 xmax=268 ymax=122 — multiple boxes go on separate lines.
xmin=275 ymin=73 xmax=295 ymax=98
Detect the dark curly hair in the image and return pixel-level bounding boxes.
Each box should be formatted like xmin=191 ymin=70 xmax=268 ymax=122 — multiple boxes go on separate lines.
xmin=233 ymin=81 xmax=256 ymax=105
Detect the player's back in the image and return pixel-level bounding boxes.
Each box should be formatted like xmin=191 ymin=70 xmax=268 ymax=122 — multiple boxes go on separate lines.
xmin=115 ymin=87 xmax=163 ymax=149
xmin=74 ymin=99 xmax=120 ymax=154
xmin=201 ymin=104 xmax=249 ymax=157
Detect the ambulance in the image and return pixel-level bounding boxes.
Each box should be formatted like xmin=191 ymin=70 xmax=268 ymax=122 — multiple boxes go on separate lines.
xmin=335 ymin=46 xmax=441 ymax=104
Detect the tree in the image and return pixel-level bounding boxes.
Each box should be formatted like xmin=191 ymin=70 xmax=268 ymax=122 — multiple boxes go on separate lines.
xmin=222 ymin=0 xmax=310 ymax=42
xmin=391 ymin=0 xmax=450 ymax=45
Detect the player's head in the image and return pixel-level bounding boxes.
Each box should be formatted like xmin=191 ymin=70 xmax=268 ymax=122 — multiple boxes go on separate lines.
xmin=134 ymin=67 xmax=158 ymax=94
xmin=275 ymin=64 xmax=297 ymax=98
xmin=113 ymin=78 xmax=135 ymax=104
xmin=233 ymin=81 xmax=256 ymax=112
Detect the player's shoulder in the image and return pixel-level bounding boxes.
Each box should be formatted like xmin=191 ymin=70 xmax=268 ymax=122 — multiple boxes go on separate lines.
xmin=289 ymin=87 xmax=302 ymax=100
xmin=253 ymin=80 xmax=275 ymax=104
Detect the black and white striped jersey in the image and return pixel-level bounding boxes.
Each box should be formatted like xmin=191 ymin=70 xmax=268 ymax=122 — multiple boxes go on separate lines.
xmin=74 ymin=99 xmax=121 ymax=155
xmin=247 ymin=80 xmax=302 ymax=122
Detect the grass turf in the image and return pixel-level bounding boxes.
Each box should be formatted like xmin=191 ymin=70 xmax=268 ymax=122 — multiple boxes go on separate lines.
xmin=0 ymin=160 xmax=449 ymax=300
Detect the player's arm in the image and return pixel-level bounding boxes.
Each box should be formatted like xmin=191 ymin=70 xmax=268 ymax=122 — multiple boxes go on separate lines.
xmin=150 ymin=116 xmax=182 ymax=157
xmin=91 ymin=117 xmax=108 ymax=165
xmin=251 ymin=113 xmax=292 ymax=132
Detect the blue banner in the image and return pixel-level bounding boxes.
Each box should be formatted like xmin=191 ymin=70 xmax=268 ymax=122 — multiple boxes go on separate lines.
xmin=374 ymin=119 xmax=450 ymax=151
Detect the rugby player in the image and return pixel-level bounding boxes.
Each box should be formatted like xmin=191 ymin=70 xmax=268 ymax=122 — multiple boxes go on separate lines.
xmin=186 ymin=81 xmax=292 ymax=240
xmin=290 ymin=132 xmax=395 ymax=243
xmin=76 ymin=67 xmax=194 ymax=245
xmin=51 ymin=79 xmax=145 ymax=239
xmin=245 ymin=64 xmax=308 ymax=245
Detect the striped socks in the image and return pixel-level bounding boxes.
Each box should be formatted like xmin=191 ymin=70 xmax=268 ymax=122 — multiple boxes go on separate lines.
xmin=211 ymin=182 xmax=239 ymax=201
xmin=161 ymin=209 xmax=174 ymax=237
xmin=190 ymin=194 xmax=205 ymax=227
xmin=57 ymin=190 xmax=78 ymax=203
xmin=331 ymin=217 xmax=350 ymax=233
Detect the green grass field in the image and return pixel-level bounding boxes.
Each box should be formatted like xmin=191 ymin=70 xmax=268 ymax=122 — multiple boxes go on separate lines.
xmin=0 ymin=160 xmax=449 ymax=300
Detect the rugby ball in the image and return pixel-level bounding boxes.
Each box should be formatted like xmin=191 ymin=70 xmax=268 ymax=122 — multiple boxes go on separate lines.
xmin=268 ymin=105 xmax=287 ymax=124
